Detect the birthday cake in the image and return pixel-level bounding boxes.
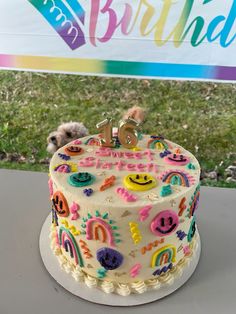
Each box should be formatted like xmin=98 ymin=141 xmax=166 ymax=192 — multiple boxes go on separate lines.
xmin=49 ymin=129 xmax=200 ymax=296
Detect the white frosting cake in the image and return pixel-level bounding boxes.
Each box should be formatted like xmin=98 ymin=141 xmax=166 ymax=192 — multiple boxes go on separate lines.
xmin=49 ymin=134 xmax=200 ymax=295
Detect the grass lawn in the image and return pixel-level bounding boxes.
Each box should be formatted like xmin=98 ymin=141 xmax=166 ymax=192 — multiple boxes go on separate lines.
xmin=0 ymin=71 xmax=236 ymax=188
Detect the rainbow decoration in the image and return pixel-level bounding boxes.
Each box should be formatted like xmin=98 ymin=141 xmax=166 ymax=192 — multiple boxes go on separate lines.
xmin=54 ymin=163 xmax=77 ymax=173
xmin=147 ymin=136 xmax=171 ymax=150
xmin=151 ymin=245 xmax=177 ymax=268
xmin=1 ymin=54 xmax=236 ymax=82
xmin=58 ymin=226 xmax=84 ymax=267
xmin=81 ymin=211 xmax=121 ymax=246
xmin=84 ymin=137 xmax=100 ymax=146
xmin=159 ymin=170 xmax=195 ymax=187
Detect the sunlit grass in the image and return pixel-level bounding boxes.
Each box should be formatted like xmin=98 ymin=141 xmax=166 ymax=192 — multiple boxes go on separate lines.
xmin=0 ymin=71 xmax=235 ymax=187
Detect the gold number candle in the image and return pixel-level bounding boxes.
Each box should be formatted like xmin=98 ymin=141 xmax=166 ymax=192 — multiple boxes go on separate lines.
xmin=96 ymin=118 xmax=116 ymax=147
xmin=118 ymin=118 xmax=139 ymax=149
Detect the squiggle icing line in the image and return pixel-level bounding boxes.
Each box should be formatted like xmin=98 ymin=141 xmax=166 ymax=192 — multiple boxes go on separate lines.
xmin=139 ymin=205 xmax=152 ymax=222
xmin=129 ymin=222 xmax=142 ymax=244
xmin=79 ymin=240 xmax=93 ymax=259
xmin=100 ymin=175 xmax=116 ymax=191
xmin=61 ymin=219 xmax=80 ymax=236
xmin=48 ymin=178 xmax=54 ymax=199
xmin=116 ymin=187 xmax=137 ymax=202
xmin=70 ymin=202 xmax=80 ymax=220
xmin=153 ymin=263 xmax=173 ymax=276
xmin=130 ymin=264 xmax=142 ymax=278
xmin=43 ymin=0 xmax=79 ymax=44
xmin=141 ymin=238 xmax=165 ymax=255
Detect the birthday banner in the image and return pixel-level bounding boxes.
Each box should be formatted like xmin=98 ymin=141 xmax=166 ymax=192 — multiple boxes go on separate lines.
xmin=0 ymin=0 xmax=236 ymax=81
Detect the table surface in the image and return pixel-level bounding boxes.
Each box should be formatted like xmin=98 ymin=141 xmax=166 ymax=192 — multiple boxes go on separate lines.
xmin=0 ymin=169 xmax=236 ymax=314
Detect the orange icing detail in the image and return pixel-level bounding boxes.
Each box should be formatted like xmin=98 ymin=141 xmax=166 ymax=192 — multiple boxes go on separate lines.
xmin=141 ymin=238 xmax=165 ymax=255
xmin=161 ymin=253 xmax=169 ymax=265
xmin=178 ymin=197 xmax=187 ymax=216
xmin=79 ymin=240 xmax=93 ymax=259
xmin=100 ymin=175 xmax=116 ymax=191
xmin=94 ymin=224 xmax=107 ymax=242
xmin=174 ymin=148 xmax=181 ymax=154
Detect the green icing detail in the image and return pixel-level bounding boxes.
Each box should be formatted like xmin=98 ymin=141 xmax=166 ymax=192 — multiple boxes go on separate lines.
xmin=170 ymin=175 xmax=182 ymax=186
xmin=138 ymin=132 xmax=143 ymax=140
xmin=160 ymin=185 xmax=172 ymax=197
xmin=112 ymin=226 xmax=118 ymax=230
xmin=87 ymin=213 xmax=92 ymax=219
xmin=95 ymin=210 xmax=100 ymax=217
xmin=67 ymin=172 xmax=95 ymax=187
xmin=97 ymin=268 xmax=107 ymax=279
xmin=187 ymin=163 xmax=196 ymax=170
xmin=102 ymin=213 xmax=109 ymax=219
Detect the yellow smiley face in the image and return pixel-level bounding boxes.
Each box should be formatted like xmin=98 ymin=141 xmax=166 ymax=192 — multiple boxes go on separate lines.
xmin=123 ymin=173 xmax=157 ymax=191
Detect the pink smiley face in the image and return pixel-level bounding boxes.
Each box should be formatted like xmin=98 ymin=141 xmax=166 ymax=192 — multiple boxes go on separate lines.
xmin=164 ymin=153 xmax=190 ymax=166
xmin=150 ymin=210 xmax=179 ymax=237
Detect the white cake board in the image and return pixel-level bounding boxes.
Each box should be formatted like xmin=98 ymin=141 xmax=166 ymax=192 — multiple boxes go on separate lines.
xmin=39 ymin=214 xmax=201 ymax=306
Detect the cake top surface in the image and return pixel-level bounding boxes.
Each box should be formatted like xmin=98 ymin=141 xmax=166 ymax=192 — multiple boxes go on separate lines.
xmin=49 ymin=134 xmax=200 ymax=208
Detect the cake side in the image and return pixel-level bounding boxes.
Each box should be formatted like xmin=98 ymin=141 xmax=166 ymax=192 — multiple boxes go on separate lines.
xmin=49 ymin=134 xmax=200 ymax=289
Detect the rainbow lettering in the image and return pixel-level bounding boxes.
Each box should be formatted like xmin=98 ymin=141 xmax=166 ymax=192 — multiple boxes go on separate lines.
xmin=29 ymin=0 xmax=236 ymax=50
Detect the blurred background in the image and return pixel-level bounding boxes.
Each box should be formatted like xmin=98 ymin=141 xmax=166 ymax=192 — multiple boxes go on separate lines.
xmin=0 ymin=71 xmax=235 ymax=188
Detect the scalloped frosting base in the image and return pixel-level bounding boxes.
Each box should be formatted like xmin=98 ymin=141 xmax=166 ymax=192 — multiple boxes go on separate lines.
xmin=49 ymin=224 xmax=199 ymax=296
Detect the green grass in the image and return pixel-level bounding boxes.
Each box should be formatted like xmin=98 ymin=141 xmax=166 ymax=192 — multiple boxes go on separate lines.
xmin=0 ymin=71 xmax=236 ymax=188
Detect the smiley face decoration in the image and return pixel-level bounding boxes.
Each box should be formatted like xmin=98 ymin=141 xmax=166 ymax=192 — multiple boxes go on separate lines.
xmin=64 ymin=145 xmax=84 ymax=156
xmin=124 ymin=173 xmax=157 ymax=191
xmin=164 ymin=153 xmax=190 ymax=166
xmin=68 ymin=172 xmax=96 ymax=187
xmin=96 ymin=247 xmax=124 ymax=270
xmin=150 ymin=210 xmax=179 ymax=237
xmin=52 ymin=191 xmax=70 ymax=217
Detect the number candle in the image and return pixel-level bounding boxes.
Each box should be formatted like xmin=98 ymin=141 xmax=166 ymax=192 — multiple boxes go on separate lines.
xmin=96 ymin=118 xmax=115 ymax=148
xmin=118 ymin=118 xmax=139 ymax=149
xmin=96 ymin=117 xmax=139 ymax=149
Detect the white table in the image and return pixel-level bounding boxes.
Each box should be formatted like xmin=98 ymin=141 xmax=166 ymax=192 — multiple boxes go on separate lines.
xmin=0 ymin=169 xmax=236 ymax=314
